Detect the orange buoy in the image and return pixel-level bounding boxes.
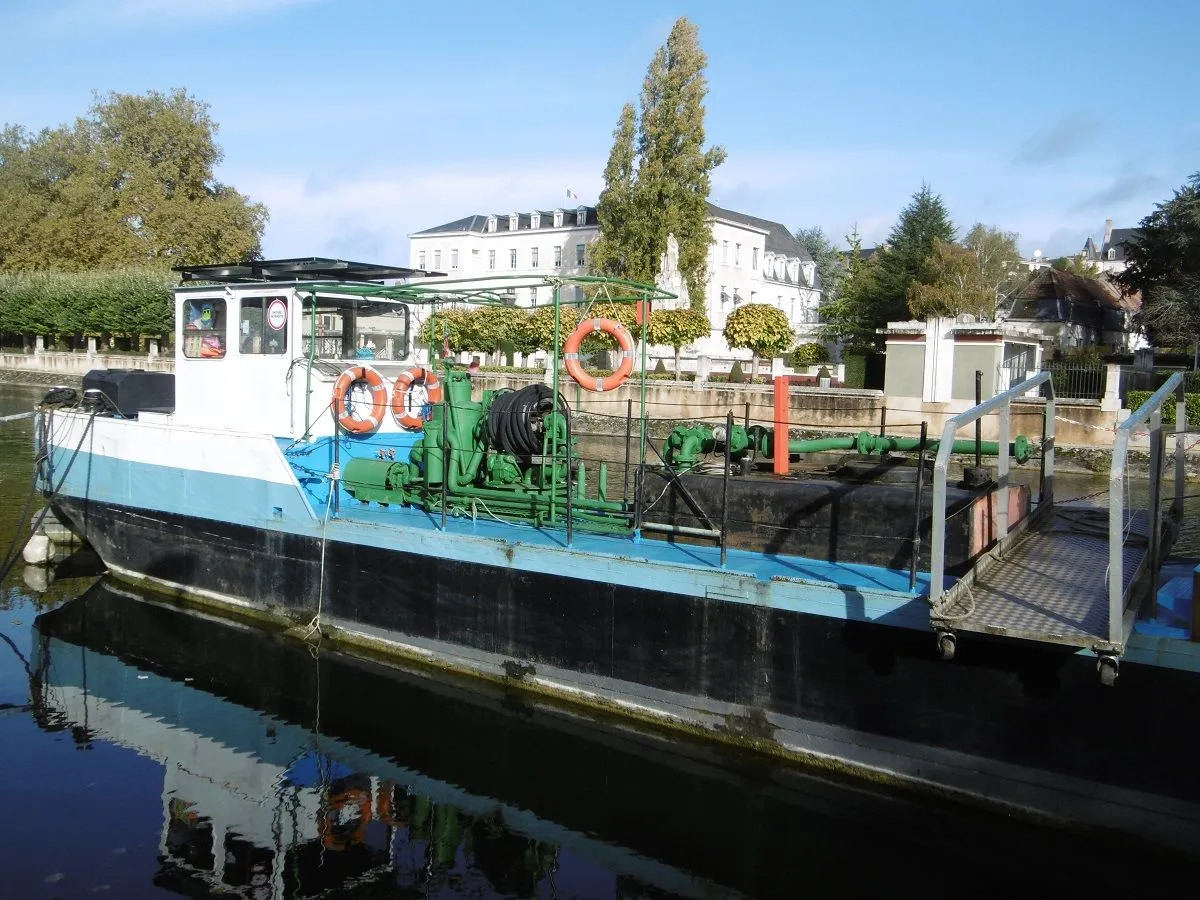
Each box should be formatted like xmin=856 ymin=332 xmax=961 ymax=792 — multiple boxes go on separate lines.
xmin=563 ymin=318 xmax=635 ymax=392
xmin=390 ymin=366 xmax=444 ymax=429
xmin=331 ymin=365 xmax=388 ymax=434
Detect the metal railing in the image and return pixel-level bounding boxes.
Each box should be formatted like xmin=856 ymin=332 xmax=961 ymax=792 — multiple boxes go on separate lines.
xmin=929 ymin=371 xmax=1055 ymax=611
xmin=1107 ymin=372 xmax=1186 ymax=645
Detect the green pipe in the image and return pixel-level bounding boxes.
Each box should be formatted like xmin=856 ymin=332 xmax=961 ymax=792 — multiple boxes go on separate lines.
xmin=769 ymin=431 xmax=1031 ymax=464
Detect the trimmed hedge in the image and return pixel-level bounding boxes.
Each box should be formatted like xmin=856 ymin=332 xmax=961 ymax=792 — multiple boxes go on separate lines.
xmin=0 ymin=268 xmax=174 ymax=337
xmin=1125 ymin=391 xmax=1200 ymax=427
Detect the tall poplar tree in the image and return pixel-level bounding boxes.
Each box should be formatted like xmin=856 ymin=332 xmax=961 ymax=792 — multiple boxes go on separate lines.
xmin=591 ymin=17 xmax=725 ymax=312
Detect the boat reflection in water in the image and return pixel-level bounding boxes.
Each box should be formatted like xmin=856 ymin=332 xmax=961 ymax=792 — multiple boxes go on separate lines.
xmin=31 ymin=580 xmax=1197 ymax=898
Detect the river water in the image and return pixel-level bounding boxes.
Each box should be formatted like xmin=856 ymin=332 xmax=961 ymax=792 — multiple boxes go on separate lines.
xmin=1 ymin=382 xmax=1197 ymax=898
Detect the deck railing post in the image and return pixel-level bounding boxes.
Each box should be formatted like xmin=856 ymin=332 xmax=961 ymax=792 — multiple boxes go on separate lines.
xmin=1042 ymin=383 xmax=1056 ymax=508
xmin=997 ymin=397 xmax=1011 ymax=541
xmin=1175 ymin=379 xmax=1187 ymax=519
xmin=721 ymin=411 xmax=732 ymax=567
xmin=929 ymin=371 xmax=1050 ymax=611
xmin=910 ymin=421 xmax=927 ymax=592
xmin=1109 ymin=372 xmax=1183 ymax=646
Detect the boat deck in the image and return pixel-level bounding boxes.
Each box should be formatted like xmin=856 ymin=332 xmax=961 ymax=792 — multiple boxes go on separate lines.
xmin=933 ymin=506 xmax=1151 ymax=649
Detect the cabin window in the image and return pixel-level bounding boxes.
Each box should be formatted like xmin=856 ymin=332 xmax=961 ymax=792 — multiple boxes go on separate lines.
xmin=301 ymin=297 xmax=409 ymax=361
xmin=182 ymin=299 xmax=227 ymax=359
xmin=239 ymin=296 xmax=288 ymax=355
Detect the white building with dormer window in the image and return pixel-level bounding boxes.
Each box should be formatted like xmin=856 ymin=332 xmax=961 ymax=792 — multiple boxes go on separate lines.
xmin=408 ymin=202 xmax=821 ymax=359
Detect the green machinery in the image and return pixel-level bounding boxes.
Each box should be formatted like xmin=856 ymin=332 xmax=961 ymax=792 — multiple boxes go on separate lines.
xmin=662 ymin=422 xmax=1031 ymax=469
xmin=341 ymin=368 xmax=1031 ymax=531
xmin=341 ymin=369 xmax=629 ymax=531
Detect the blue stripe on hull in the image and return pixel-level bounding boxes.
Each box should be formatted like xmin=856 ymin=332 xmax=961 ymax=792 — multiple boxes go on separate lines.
xmin=48 ymin=445 xmax=933 ymax=629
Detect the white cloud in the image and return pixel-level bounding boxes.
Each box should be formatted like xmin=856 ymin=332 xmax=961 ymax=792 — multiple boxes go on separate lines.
xmin=230 ymin=159 xmax=605 ymax=262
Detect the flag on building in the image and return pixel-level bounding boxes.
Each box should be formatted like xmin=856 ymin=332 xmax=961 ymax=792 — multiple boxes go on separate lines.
xmin=565 ymin=187 xmax=578 ymax=200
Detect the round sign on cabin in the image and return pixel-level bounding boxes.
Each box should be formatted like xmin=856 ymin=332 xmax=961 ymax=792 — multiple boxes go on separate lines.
xmin=267 ymin=298 xmax=288 ymax=331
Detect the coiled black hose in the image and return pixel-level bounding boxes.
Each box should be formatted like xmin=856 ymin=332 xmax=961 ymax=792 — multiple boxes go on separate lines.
xmin=486 ymin=384 xmax=563 ymax=458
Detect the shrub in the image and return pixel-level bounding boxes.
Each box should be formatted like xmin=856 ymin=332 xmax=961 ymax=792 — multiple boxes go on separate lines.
xmin=653 ymin=358 xmax=667 ymax=374
xmin=789 ymin=342 xmax=830 ymax=368
xmin=1125 ymin=391 xmax=1200 ymax=427
xmin=727 ymin=360 xmax=745 ymax=384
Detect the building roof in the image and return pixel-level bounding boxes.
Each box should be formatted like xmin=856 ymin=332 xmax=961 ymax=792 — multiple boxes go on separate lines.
xmin=705 ymin=203 xmax=812 ymax=261
xmin=412 ymin=208 xmax=594 ymax=236
xmin=1103 ymin=227 xmax=1141 ymax=261
xmin=1007 ymin=269 xmax=1138 ymax=331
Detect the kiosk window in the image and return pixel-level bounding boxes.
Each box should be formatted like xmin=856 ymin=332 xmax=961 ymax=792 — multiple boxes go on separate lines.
xmin=240 ymin=296 xmax=288 ymax=355
xmin=182 ymin=299 xmax=226 ymax=359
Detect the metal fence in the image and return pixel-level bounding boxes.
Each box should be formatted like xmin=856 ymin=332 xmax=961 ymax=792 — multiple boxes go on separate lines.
xmin=1040 ymin=363 xmax=1106 ymax=400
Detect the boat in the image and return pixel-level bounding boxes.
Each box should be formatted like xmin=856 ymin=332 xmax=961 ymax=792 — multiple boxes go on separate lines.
xmin=33 ymin=257 xmax=1200 ymax=854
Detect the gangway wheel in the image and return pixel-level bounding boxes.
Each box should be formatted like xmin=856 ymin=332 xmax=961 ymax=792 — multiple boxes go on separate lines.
xmin=1096 ymin=654 xmax=1119 ymax=688
xmin=935 ymin=628 xmax=957 ymax=661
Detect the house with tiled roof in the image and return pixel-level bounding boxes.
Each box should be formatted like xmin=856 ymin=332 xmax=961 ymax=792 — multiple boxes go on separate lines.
xmin=409 ymin=202 xmax=821 ymax=360
xmin=1002 ymin=268 xmax=1145 ymax=352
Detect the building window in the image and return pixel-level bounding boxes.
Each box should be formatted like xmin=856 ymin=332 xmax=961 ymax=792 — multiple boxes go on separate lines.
xmin=553 ymin=209 xmax=563 ymax=228
xmin=418 ymin=251 xmax=426 ymax=269
xmin=575 ymin=243 xmax=585 ymax=266
xmin=554 ymin=245 xmax=562 ymax=267
xmin=488 ymin=249 xmax=496 ymax=270
xmin=735 ymin=243 xmax=741 ymax=267
xmin=531 ymin=213 xmax=540 ymax=229
xmin=487 ymin=216 xmax=497 ymax=233
xmin=1107 ymin=248 xmax=1116 ymax=260
xmin=433 ymin=250 xmax=441 ymax=269
xmin=450 ymin=249 xmax=459 ymax=269
xmin=752 ymin=247 xmax=758 ymax=270
xmin=508 ymin=214 xmax=517 ymax=231
xmin=510 ymin=249 xmax=518 ymax=269
xmin=576 ymin=206 xmax=587 ymax=224
xmin=531 ymin=247 xmax=539 ymax=268
xmin=722 ymin=241 xmax=729 ymax=264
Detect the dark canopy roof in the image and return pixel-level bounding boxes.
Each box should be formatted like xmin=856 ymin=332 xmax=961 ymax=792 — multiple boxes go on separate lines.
xmin=175 ymin=257 xmax=430 ymax=284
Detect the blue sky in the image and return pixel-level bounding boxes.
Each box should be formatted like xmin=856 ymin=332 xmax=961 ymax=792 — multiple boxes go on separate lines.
xmin=1 ymin=0 xmax=1195 ymax=263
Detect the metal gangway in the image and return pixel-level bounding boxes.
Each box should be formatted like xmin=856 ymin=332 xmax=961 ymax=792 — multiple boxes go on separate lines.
xmin=927 ymin=372 xmax=1188 ymax=685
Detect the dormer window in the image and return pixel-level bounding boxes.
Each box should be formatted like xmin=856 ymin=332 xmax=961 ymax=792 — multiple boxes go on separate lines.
xmin=508 ymin=214 xmax=518 ymax=231
xmin=531 ymin=212 xmax=540 ymax=229
xmin=486 ymin=216 xmax=497 ymax=233
xmin=553 ymin=209 xmax=563 ymax=228
xmin=576 ymin=206 xmax=587 ymax=225
xmin=1107 ymin=248 xmax=1116 ymax=260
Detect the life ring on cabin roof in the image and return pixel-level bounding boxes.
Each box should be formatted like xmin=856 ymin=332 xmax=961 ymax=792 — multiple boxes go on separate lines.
xmin=564 ymin=318 xmax=635 ymax=392
xmin=391 ymin=366 xmax=443 ymax=429
xmin=331 ymin=365 xmax=388 ymax=434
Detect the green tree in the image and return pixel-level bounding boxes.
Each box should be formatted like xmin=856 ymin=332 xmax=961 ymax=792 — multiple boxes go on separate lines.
xmin=591 ymin=18 xmax=725 ymax=312
xmin=964 ymin=224 xmax=1025 ymax=310
xmin=873 ymin=183 xmax=955 ymax=328
xmin=589 ymin=104 xmax=646 ymax=281
xmin=0 ymin=89 xmax=266 ymax=271
xmin=819 ymin=227 xmax=878 ymax=349
xmin=1050 ymin=255 xmax=1100 ymax=277
xmin=522 ymin=305 xmax=581 ymax=355
xmin=722 ymin=303 xmax=793 ymax=383
xmin=907 ymin=239 xmax=988 ymax=319
xmin=462 ymin=305 xmax=528 ymax=354
xmin=420 ymin=308 xmax=471 ymax=353
xmin=794 ymin=226 xmax=842 ymax=307
xmin=1118 ymin=172 xmax=1200 ymax=350
xmin=646 ymin=307 xmax=711 ymax=375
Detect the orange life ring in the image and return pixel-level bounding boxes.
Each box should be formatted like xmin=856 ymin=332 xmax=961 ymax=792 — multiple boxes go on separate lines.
xmin=564 ymin=318 xmax=635 ymax=392
xmin=390 ymin=366 xmax=444 ymax=429
xmin=319 ymin=786 xmax=373 ymax=851
xmin=332 ymin=365 xmax=388 ymax=434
